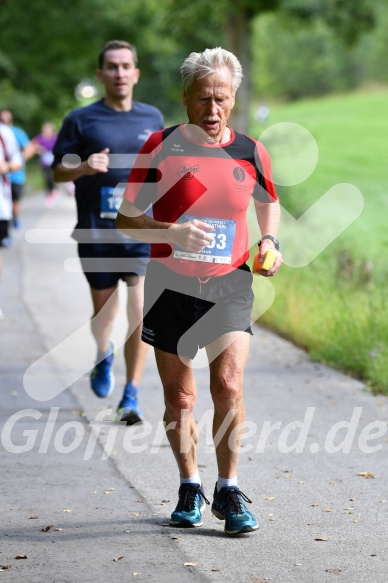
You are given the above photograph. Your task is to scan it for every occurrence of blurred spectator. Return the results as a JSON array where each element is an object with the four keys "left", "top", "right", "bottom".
[
  {"left": 0, "top": 121, "right": 23, "bottom": 315},
  {"left": 0, "top": 109, "right": 36, "bottom": 228},
  {"left": 32, "top": 122, "right": 59, "bottom": 205}
]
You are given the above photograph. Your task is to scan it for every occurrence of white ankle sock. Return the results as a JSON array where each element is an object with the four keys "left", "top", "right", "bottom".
[
  {"left": 180, "top": 471, "right": 201, "bottom": 486},
  {"left": 217, "top": 476, "right": 238, "bottom": 492}
]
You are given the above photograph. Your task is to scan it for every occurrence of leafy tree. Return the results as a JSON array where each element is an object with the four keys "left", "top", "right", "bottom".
[
  {"left": 0, "top": 0, "right": 176, "bottom": 130},
  {"left": 281, "top": 0, "right": 376, "bottom": 45},
  {"left": 252, "top": 12, "right": 358, "bottom": 101},
  {"left": 0, "top": 0, "right": 381, "bottom": 134}
]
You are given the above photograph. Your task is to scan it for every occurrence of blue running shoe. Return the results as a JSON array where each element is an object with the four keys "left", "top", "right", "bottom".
[
  {"left": 0, "top": 236, "right": 12, "bottom": 248},
  {"left": 115, "top": 384, "right": 144, "bottom": 425},
  {"left": 90, "top": 341, "right": 115, "bottom": 398},
  {"left": 170, "top": 483, "right": 210, "bottom": 528},
  {"left": 211, "top": 485, "right": 258, "bottom": 535}
]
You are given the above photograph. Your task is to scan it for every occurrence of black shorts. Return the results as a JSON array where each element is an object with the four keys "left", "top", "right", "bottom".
[
  {"left": 78, "top": 242, "right": 150, "bottom": 290},
  {"left": 0, "top": 220, "right": 9, "bottom": 245},
  {"left": 11, "top": 183, "right": 24, "bottom": 202},
  {"left": 142, "top": 260, "right": 254, "bottom": 359}
]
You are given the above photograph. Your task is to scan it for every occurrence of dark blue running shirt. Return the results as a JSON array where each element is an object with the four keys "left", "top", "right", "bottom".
[{"left": 53, "top": 99, "right": 164, "bottom": 243}]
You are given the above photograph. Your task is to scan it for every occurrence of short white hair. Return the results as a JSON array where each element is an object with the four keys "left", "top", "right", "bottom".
[{"left": 180, "top": 47, "right": 243, "bottom": 94}]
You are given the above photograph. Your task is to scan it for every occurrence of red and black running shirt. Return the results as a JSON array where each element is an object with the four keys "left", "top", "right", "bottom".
[{"left": 124, "top": 124, "right": 278, "bottom": 277}]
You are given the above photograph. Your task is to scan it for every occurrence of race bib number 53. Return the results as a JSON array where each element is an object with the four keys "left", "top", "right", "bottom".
[{"left": 173, "top": 215, "right": 236, "bottom": 264}]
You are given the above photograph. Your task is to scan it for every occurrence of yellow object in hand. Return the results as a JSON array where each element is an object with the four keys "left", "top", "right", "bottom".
[{"left": 253, "top": 249, "right": 277, "bottom": 273}]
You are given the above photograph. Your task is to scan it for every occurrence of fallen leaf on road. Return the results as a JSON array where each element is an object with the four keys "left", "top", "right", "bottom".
[
  {"left": 63, "top": 509, "right": 72, "bottom": 513},
  {"left": 133, "top": 573, "right": 141, "bottom": 576},
  {"left": 41, "top": 525, "right": 53, "bottom": 532},
  {"left": 314, "top": 537, "right": 329, "bottom": 541},
  {"left": 265, "top": 497, "right": 276, "bottom": 501},
  {"left": 184, "top": 562, "right": 197, "bottom": 566},
  {"left": 15, "top": 555, "right": 27, "bottom": 560},
  {"left": 28, "top": 516, "right": 39, "bottom": 519},
  {"left": 113, "top": 556, "right": 124, "bottom": 562},
  {"left": 325, "top": 568, "right": 342, "bottom": 573},
  {"left": 211, "top": 568, "right": 220, "bottom": 571},
  {"left": 0, "top": 565, "right": 12, "bottom": 570},
  {"left": 358, "top": 472, "right": 375, "bottom": 479},
  {"left": 324, "top": 509, "right": 333, "bottom": 513},
  {"left": 54, "top": 528, "right": 63, "bottom": 532}
]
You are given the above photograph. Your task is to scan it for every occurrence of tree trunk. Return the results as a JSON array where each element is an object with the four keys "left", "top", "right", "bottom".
[{"left": 225, "top": 8, "right": 251, "bottom": 134}]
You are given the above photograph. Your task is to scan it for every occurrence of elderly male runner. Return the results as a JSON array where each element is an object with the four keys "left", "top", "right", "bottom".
[{"left": 116, "top": 47, "right": 282, "bottom": 535}]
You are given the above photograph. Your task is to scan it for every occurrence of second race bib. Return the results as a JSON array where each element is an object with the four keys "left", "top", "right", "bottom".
[{"left": 100, "top": 185, "right": 125, "bottom": 219}]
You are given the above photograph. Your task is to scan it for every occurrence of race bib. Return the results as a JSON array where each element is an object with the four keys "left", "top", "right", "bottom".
[
  {"left": 173, "top": 215, "right": 236, "bottom": 264},
  {"left": 100, "top": 186, "right": 124, "bottom": 219}
]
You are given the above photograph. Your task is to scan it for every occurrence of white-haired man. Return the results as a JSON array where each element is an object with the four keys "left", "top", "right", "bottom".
[{"left": 116, "top": 47, "right": 282, "bottom": 535}]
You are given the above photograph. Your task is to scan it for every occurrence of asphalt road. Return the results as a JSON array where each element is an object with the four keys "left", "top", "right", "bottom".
[{"left": 1, "top": 192, "right": 387, "bottom": 582}]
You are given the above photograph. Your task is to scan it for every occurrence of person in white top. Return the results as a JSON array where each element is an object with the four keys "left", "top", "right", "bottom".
[{"left": 0, "top": 122, "right": 23, "bottom": 316}]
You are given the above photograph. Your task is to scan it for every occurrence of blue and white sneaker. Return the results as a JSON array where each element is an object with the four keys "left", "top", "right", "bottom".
[
  {"left": 170, "top": 483, "right": 210, "bottom": 528},
  {"left": 211, "top": 485, "right": 258, "bottom": 535},
  {"left": 90, "top": 341, "right": 115, "bottom": 398},
  {"left": 115, "top": 384, "right": 144, "bottom": 425}
]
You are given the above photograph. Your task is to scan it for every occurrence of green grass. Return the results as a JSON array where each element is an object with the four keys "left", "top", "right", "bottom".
[{"left": 249, "top": 87, "right": 388, "bottom": 393}]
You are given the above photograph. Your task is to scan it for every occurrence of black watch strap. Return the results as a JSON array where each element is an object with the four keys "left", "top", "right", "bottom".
[{"left": 259, "top": 235, "right": 280, "bottom": 250}]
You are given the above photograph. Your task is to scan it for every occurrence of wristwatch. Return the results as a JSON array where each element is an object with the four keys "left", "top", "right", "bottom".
[{"left": 258, "top": 235, "right": 280, "bottom": 250}]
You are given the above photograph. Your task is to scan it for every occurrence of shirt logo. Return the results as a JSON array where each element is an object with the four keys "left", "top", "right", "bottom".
[
  {"left": 233, "top": 166, "right": 246, "bottom": 182},
  {"left": 171, "top": 143, "right": 184, "bottom": 152},
  {"left": 137, "top": 129, "right": 153, "bottom": 142},
  {"left": 178, "top": 164, "right": 199, "bottom": 180}
]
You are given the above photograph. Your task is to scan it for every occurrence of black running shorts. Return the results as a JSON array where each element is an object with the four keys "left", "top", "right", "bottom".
[
  {"left": 142, "top": 260, "right": 254, "bottom": 359},
  {"left": 11, "top": 183, "right": 24, "bottom": 202},
  {"left": 78, "top": 242, "right": 149, "bottom": 290}
]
